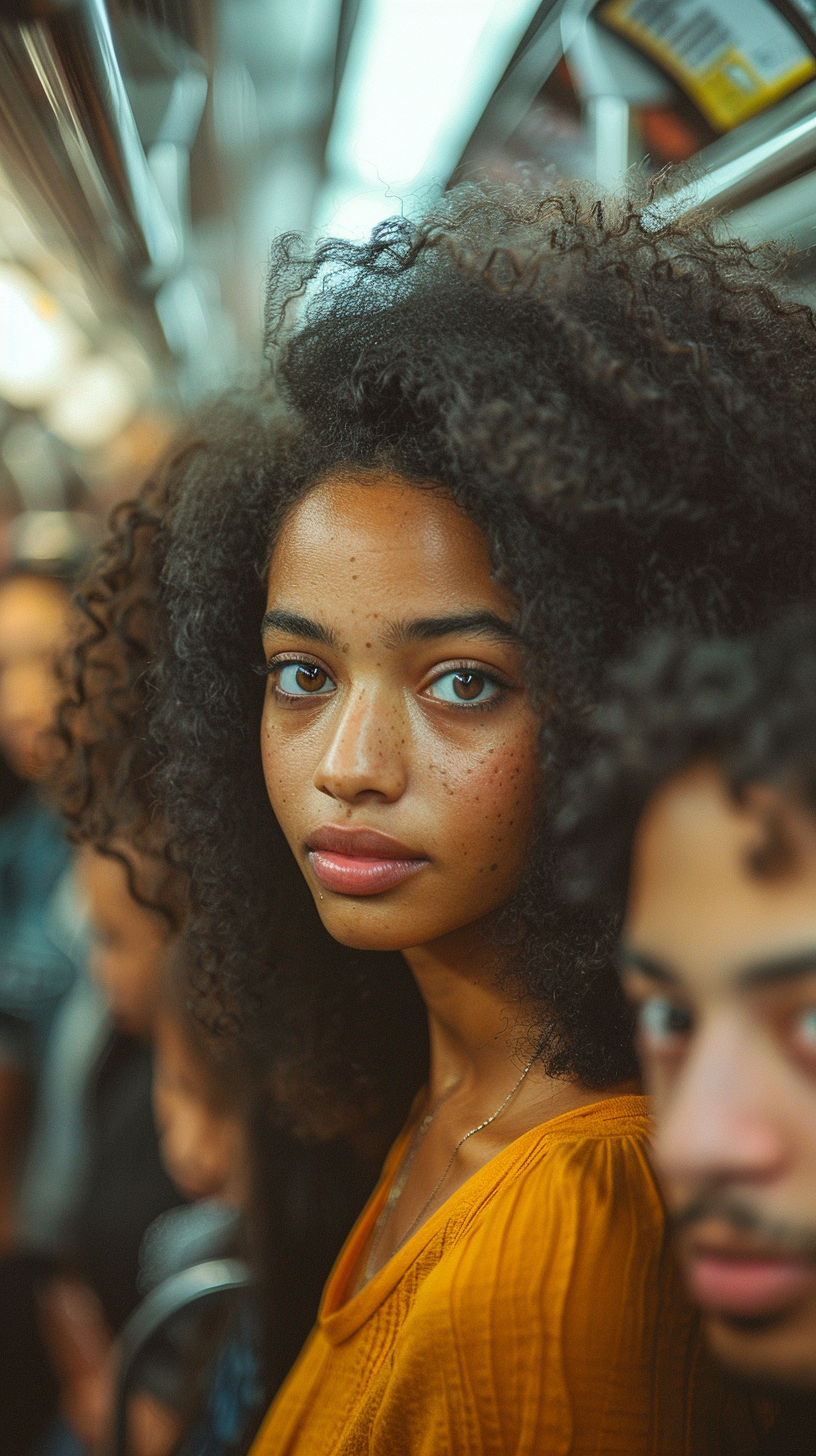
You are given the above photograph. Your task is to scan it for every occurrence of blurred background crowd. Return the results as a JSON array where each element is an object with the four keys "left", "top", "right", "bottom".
[{"left": 2, "top": 0, "right": 816, "bottom": 1452}]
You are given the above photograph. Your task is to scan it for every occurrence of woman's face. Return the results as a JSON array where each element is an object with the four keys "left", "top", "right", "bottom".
[
  {"left": 260, "top": 474, "right": 541, "bottom": 953},
  {"left": 78, "top": 846, "right": 167, "bottom": 1038},
  {"left": 153, "top": 1010, "right": 248, "bottom": 1206}
]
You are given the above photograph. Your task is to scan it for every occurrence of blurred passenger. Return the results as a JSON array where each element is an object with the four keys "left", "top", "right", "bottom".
[
  {"left": 0, "top": 568, "right": 72, "bottom": 783},
  {"left": 37, "top": 924, "right": 256, "bottom": 1456},
  {"left": 27, "top": 844, "right": 183, "bottom": 1456},
  {"left": 136, "top": 947, "right": 260, "bottom": 1456},
  {"left": 79, "top": 847, "right": 166, "bottom": 1039},
  {"left": 559, "top": 612, "right": 816, "bottom": 1441},
  {"left": 0, "top": 566, "right": 77, "bottom": 1240},
  {"left": 153, "top": 949, "right": 250, "bottom": 1209},
  {"left": 0, "top": 562, "right": 91, "bottom": 1456},
  {"left": 66, "top": 847, "right": 182, "bottom": 1329}
]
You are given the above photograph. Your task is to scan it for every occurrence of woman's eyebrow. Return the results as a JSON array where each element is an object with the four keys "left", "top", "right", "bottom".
[
  {"left": 384, "top": 612, "right": 519, "bottom": 648},
  {"left": 261, "top": 608, "right": 338, "bottom": 648}
]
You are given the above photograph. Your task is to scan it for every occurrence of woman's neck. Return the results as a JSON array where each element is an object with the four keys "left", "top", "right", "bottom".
[
  {"left": 345, "top": 920, "right": 632, "bottom": 1293},
  {"left": 402, "top": 917, "right": 550, "bottom": 1106}
]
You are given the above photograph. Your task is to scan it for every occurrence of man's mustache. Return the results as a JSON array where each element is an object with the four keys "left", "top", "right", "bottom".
[{"left": 671, "top": 1191, "right": 816, "bottom": 1262}]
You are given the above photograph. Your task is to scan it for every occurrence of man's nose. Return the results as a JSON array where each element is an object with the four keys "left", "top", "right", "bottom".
[
  {"left": 655, "top": 1020, "right": 790, "bottom": 1192},
  {"left": 313, "top": 686, "right": 408, "bottom": 805}
]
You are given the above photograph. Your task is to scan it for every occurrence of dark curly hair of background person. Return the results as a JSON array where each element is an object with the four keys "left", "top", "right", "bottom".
[
  {"left": 49, "top": 437, "right": 196, "bottom": 926},
  {"left": 143, "top": 178, "right": 816, "bottom": 1139},
  {"left": 557, "top": 609, "right": 816, "bottom": 912}
]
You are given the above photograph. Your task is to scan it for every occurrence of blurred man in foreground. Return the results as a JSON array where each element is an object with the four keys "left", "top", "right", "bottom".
[{"left": 560, "top": 612, "right": 816, "bottom": 1395}]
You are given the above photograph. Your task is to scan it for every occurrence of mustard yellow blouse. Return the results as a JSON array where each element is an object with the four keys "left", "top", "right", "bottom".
[{"left": 250, "top": 1095, "right": 764, "bottom": 1455}]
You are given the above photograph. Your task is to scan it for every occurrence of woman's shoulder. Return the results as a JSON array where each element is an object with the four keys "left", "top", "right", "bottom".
[
  {"left": 532, "top": 1088, "right": 650, "bottom": 1144},
  {"left": 459, "top": 1091, "right": 661, "bottom": 1258},
  {"left": 384, "top": 1094, "right": 723, "bottom": 1454}
]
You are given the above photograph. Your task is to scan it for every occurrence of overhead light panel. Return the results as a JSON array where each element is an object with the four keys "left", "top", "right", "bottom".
[
  {"left": 44, "top": 355, "right": 138, "bottom": 451},
  {"left": 320, "top": 0, "right": 540, "bottom": 236},
  {"left": 0, "top": 265, "right": 84, "bottom": 409}
]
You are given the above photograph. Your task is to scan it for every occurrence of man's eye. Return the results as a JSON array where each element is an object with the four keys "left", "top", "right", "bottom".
[
  {"left": 792, "top": 1007, "right": 816, "bottom": 1052},
  {"left": 425, "top": 670, "right": 499, "bottom": 705},
  {"left": 276, "top": 662, "right": 335, "bottom": 696},
  {"left": 637, "top": 997, "right": 693, "bottom": 1050}
]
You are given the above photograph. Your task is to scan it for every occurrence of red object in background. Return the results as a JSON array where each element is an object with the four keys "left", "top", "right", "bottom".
[{"left": 638, "top": 106, "right": 710, "bottom": 164}]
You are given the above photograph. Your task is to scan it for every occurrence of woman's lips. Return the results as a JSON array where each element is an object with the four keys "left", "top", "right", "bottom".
[
  {"left": 306, "top": 825, "right": 428, "bottom": 897},
  {"left": 686, "top": 1248, "right": 816, "bottom": 1318},
  {"left": 309, "top": 850, "right": 426, "bottom": 895}
]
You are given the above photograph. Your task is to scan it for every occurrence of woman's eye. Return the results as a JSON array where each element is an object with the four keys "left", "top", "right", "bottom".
[
  {"left": 425, "top": 669, "right": 499, "bottom": 705},
  {"left": 637, "top": 997, "right": 693, "bottom": 1052},
  {"left": 276, "top": 662, "right": 335, "bottom": 696}
]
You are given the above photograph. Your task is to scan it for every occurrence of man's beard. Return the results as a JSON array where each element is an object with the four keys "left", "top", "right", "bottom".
[
  {"left": 672, "top": 1190, "right": 816, "bottom": 1333},
  {"left": 672, "top": 1191, "right": 816, "bottom": 1259}
]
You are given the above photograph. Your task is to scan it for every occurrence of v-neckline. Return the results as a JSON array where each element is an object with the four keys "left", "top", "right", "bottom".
[{"left": 319, "top": 1093, "right": 647, "bottom": 1346}]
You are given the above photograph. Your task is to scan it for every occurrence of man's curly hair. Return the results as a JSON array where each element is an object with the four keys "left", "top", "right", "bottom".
[
  {"left": 134, "top": 179, "right": 816, "bottom": 1137},
  {"left": 557, "top": 610, "right": 816, "bottom": 909}
]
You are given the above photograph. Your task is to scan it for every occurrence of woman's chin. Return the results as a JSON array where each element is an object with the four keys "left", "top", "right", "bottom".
[
  {"left": 309, "top": 893, "right": 495, "bottom": 957},
  {"left": 318, "top": 916, "right": 420, "bottom": 954},
  {"left": 309, "top": 894, "right": 438, "bottom": 954}
]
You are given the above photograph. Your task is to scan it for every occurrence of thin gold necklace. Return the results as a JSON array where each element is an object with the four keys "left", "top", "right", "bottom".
[{"left": 365, "top": 1057, "right": 535, "bottom": 1280}]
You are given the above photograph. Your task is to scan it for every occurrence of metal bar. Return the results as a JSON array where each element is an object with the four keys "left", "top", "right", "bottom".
[
  {"left": 651, "top": 79, "right": 816, "bottom": 222},
  {"left": 111, "top": 1257, "right": 251, "bottom": 1456},
  {"left": 453, "top": 0, "right": 567, "bottom": 180},
  {"left": 726, "top": 166, "right": 816, "bottom": 251},
  {"left": 60, "top": 0, "right": 181, "bottom": 270},
  {"left": 0, "top": 0, "right": 188, "bottom": 291}
]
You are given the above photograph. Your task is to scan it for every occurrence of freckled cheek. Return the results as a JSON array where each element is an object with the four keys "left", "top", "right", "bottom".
[
  {"left": 260, "top": 718, "right": 314, "bottom": 821},
  {"left": 426, "top": 729, "right": 539, "bottom": 872}
]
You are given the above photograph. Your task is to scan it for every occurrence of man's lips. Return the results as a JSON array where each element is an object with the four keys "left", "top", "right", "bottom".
[
  {"left": 305, "top": 825, "right": 429, "bottom": 897},
  {"left": 685, "top": 1242, "right": 816, "bottom": 1319}
]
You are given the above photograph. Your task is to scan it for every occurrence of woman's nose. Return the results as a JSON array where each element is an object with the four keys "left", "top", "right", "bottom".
[{"left": 313, "top": 688, "right": 407, "bottom": 804}]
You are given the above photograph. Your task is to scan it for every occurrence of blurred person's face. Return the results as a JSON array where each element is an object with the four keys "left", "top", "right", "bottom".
[
  {"left": 78, "top": 846, "right": 168, "bottom": 1038},
  {"left": 0, "top": 573, "right": 72, "bottom": 780},
  {"left": 152, "top": 1009, "right": 248, "bottom": 1206},
  {"left": 622, "top": 761, "right": 816, "bottom": 1387}
]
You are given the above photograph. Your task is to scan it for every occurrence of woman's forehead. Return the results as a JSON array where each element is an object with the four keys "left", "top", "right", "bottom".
[{"left": 268, "top": 472, "right": 509, "bottom": 614}]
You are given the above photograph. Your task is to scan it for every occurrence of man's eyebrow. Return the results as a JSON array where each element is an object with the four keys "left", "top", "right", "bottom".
[
  {"left": 738, "top": 948, "right": 816, "bottom": 990},
  {"left": 618, "top": 946, "right": 679, "bottom": 986},
  {"left": 261, "top": 609, "right": 338, "bottom": 649},
  {"left": 383, "top": 612, "right": 519, "bottom": 648}
]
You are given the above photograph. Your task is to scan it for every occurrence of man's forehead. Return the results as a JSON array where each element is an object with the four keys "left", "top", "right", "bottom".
[
  {"left": 625, "top": 763, "right": 816, "bottom": 989},
  {"left": 631, "top": 764, "right": 816, "bottom": 900},
  {"left": 627, "top": 763, "right": 759, "bottom": 922}
]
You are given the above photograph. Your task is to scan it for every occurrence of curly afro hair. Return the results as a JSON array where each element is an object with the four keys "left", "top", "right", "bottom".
[
  {"left": 48, "top": 437, "right": 198, "bottom": 927},
  {"left": 142, "top": 178, "right": 816, "bottom": 1138},
  {"left": 559, "top": 610, "right": 816, "bottom": 910}
]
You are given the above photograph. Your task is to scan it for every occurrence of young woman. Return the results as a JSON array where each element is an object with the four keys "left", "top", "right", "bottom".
[{"left": 147, "top": 183, "right": 816, "bottom": 1451}]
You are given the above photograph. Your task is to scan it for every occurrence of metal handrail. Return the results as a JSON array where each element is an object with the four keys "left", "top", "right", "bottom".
[
  {"left": 0, "top": 0, "right": 204, "bottom": 293},
  {"left": 111, "top": 1256, "right": 252, "bottom": 1456},
  {"left": 660, "top": 116, "right": 816, "bottom": 222},
  {"left": 71, "top": 0, "right": 181, "bottom": 272}
]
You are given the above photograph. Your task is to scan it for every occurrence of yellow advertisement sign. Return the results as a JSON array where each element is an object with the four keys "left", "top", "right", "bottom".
[{"left": 602, "top": 0, "right": 816, "bottom": 130}]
